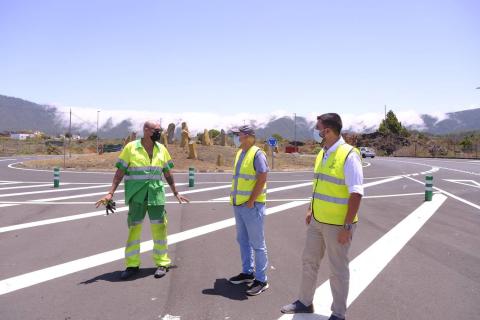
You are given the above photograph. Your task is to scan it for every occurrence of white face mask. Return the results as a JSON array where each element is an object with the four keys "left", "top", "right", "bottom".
[
  {"left": 233, "top": 135, "right": 241, "bottom": 147},
  {"left": 313, "top": 129, "right": 323, "bottom": 143}
]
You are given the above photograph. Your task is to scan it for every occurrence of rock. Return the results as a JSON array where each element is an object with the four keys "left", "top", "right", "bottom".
[
  {"left": 188, "top": 141, "right": 198, "bottom": 159},
  {"left": 180, "top": 122, "right": 190, "bottom": 148},
  {"left": 220, "top": 129, "right": 226, "bottom": 146},
  {"left": 167, "top": 123, "right": 176, "bottom": 144},
  {"left": 217, "top": 154, "right": 224, "bottom": 166},
  {"left": 161, "top": 131, "right": 168, "bottom": 145},
  {"left": 202, "top": 129, "right": 212, "bottom": 146}
]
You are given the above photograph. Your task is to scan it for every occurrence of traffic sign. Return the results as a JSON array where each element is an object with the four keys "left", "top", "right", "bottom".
[{"left": 268, "top": 137, "right": 277, "bottom": 147}]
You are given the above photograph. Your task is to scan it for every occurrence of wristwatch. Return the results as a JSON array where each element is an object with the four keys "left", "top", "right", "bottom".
[{"left": 343, "top": 223, "right": 353, "bottom": 231}]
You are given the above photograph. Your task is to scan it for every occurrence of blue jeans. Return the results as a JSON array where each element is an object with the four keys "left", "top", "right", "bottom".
[{"left": 233, "top": 202, "right": 268, "bottom": 283}]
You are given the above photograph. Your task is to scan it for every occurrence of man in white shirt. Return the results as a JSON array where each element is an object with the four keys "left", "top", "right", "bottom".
[{"left": 281, "top": 113, "right": 364, "bottom": 320}]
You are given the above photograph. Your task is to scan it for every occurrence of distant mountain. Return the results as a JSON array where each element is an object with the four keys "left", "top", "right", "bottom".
[
  {"left": 1, "top": 94, "right": 479, "bottom": 139},
  {"left": 0, "top": 94, "right": 133, "bottom": 138},
  {"left": 0, "top": 95, "right": 65, "bottom": 135},
  {"left": 420, "top": 108, "right": 480, "bottom": 134}
]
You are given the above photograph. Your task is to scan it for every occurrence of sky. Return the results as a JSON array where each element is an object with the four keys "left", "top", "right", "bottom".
[{"left": 1, "top": 0, "right": 479, "bottom": 132}]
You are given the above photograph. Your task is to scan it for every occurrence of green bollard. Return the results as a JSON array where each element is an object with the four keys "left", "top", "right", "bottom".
[
  {"left": 53, "top": 167, "right": 60, "bottom": 188},
  {"left": 425, "top": 175, "right": 433, "bottom": 201},
  {"left": 189, "top": 167, "right": 195, "bottom": 187}
]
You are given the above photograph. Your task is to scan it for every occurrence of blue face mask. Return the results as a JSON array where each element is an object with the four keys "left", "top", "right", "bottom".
[
  {"left": 233, "top": 135, "right": 241, "bottom": 147},
  {"left": 313, "top": 129, "right": 324, "bottom": 143}
]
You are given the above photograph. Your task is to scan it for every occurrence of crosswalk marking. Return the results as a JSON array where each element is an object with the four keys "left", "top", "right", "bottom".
[{"left": 278, "top": 194, "right": 447, "bottom": 319}]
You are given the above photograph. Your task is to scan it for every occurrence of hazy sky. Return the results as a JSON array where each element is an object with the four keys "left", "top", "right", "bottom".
[{"left": 1, "top": 0, "right": 479, "bottom": 120}]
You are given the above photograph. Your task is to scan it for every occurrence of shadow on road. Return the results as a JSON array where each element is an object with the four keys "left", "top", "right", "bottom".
[
  {"left": 79, "top": 267, "right": 157, "bottom": 284},
  {"left": 201, "top": 278, "right": 249, "bottom": 301}
]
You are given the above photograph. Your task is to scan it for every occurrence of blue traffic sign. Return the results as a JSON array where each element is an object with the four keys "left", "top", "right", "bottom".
[{"left": 268, "top": 137, "right": 278, "bottom": 147}]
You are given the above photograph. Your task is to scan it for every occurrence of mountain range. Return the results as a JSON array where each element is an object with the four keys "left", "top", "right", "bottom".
[{"left": 1, "top": 94, "right": 479, "bottom": 140}]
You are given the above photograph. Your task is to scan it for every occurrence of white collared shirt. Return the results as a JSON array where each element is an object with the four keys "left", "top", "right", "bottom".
[{"left": 322, "top": 136, "right": 364, "bottom": 195}]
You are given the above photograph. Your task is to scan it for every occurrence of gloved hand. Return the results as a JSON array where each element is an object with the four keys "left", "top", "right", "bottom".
[{"left": 105, "top": 199, "right": 116, "bottom": 215}]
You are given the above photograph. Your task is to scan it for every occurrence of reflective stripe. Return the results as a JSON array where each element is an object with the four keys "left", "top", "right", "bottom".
[
  {"left": 125, "top": 174, "right": 163, "bottom": 181},
  {"left": 153, "top": 249, "right": 168, "bottom": 255},
  {"left": 126, "top": 240, "right": 141, "bottom": 247},
  {"left": 163, "top": 160, "right": 174, "bottom": 170},
  {"left": 128, "top": 166, "right": 162, "bottom": 172},
  {"left": 116, "top": 158, "right": 128, "bottom": 169},
  {"left": 150, "top": 219, "right": 165, "bottom": 225},
  {"left": 130, "top": 220, "right": 144, "bottom": 226},
  {"left": 125, "top": 249, "right": 140, "bottom": 258},
  {"left": 314, "top": 173, "right": 345, "bottom": 185},
  {"left": 233, "top": 173, "right": 257, "bottom": 180},
  {"left": 231, "top": 188, "right": 267, "bottom": 197},
  {"left": 153, "top": 239, "right": 168, "bottom": 246},
  {"left": 313, "top": 193, "right": 349, "bottom": 205}
]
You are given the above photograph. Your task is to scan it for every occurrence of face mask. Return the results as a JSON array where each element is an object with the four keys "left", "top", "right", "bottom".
[
  {"left": 150, "top": 129, "right": 161, "bottom": 142},
  {"left": 313, "top": 129, "right": 324, "bottom": 143},
  {"left": 233, "top": 135, "right": 241, "bottom": 147}
]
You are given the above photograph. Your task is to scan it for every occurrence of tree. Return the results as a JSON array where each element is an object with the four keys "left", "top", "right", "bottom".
[
  {"left": 378, "top": 110, "right": 411, "bottom": 136},
  {"left": 208, "top": 129, "right": 220, "bottom": 139},
  {"left": 460, "top": 135, "right": 474, "bottom": 152}
]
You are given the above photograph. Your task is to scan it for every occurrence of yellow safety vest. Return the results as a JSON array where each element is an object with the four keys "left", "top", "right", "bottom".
[
  {"left": 311, "top": 143, "right": 359, "bottom": 225},
  {"left": 230, "top": 145, "right": 267, "bottom": 206}
]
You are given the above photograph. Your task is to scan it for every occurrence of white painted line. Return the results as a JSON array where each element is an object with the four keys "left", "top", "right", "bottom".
[
  {"left": 443, "top": 179, "right": 480, "bottom": 189},
  {"left": 0, "top": 183, "right": 71, "bottom": 191},
  {"left": 279, "top": 194, "right": 448, "bottom": 319},
  {"left": 362, "top": 175, "right": 403, "bottom": 188},
  {"left": 0, "top": 201, "right": 308, "bottom": 295},
  {"left": 0, "top": 184, "right": 232, "bottom": 233},
  {"left": 212, "top": 182, "right": 312, "bottom": 201},
  {"left": 0, "top": 182, "right": 22, "bottom": 186},
  {"left": 404, "top": 176, "right": 480, "bottom": 211},
  {"left": 0, "top": 158, "right": 16, "bottom": 162},
  {"left": 0, "top": 192, "right": 438, "bottom": 205},
  {"left": 0, "top": 204, "right": 17, "bottom": 208},
  {"left": 0, "top": 184, "right": 112, "bottom": 198},
  {"left": 385, "top": 159, "right": 480, "bottom": 176},
  {"left": 7, "top": 162, "right": 116, "bottom": 175}
]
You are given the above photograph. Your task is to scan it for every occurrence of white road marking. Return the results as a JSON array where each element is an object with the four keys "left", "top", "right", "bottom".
[
  {"left": 212, "top": 182, "right": 312, "bottom": 201},
  {"left": 0, "top": 184, "right": 232, "bottom": 233},
  {"left": 279, "top": 194, "right": 448, "bottom": 319},
  {"left": 0, "top": 183, "right": 71, "bottom": 191},
  {"left": 443, "top": 179, "right": 480, "bottom": 189},
  {"left": 0, "top": 159, "right": 16, "bottom": 162},
  {"left": 0, "top": 201, "right": 308, "bottom": 295},
  {"left": 0, "top": 192, "right": 437, "bottom": 205},
  {"left": 0, "top": 184, "right": 112, "bottom": 198},
  {"left": 404, "top": 176, "right": 480, "bottom": 211},
  {"left": 385, "top": 159, "right": 480, "bottom": 176}
]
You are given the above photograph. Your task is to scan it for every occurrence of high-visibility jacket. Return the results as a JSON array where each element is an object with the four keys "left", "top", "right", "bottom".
[
  {"left": 116, "top": 139, "right": 174, "bottom": 205},
  {"left": 311, "top": 143, "right": 359, "bottom": 225},
  {"left": 230, "top": 145, "right": 267, "bottom": 206}
]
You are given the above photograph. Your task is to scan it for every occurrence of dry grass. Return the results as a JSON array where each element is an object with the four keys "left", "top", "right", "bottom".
[{"left": 21, "top": 144, "right": 315, "bottom": 172}]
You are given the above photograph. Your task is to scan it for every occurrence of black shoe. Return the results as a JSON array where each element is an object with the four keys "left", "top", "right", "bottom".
[
  {"left": 328, "top": 316, "right": 345, "bottom": 320},
  {"left": 154, "top": 266, "right": 169, "bottom": 278},
  {"left": 120, "top": 267, "right": 139, "bottom": 280},
  {"left": 280, "top": 300, "right": 314, "bottom": 314},
  {"left": 246, "top": 280, "right": 269, "bottom": 296},
  {"left": 228, "top": 273, "right": 254, "bottom": 284}
]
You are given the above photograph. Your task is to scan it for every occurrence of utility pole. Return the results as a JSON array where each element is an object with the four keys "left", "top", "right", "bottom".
[
  {"left": 293, "top": 113, "right": 297, "bottom": 151},
  {"left": 384, "top": 105, "right": 387, "bottom": 122},
  {"left": 96, "top": 110, "right": 100, "bottom": 154},
  {"left": 69, "top": 108, "right": 72, "bottom": 158}
]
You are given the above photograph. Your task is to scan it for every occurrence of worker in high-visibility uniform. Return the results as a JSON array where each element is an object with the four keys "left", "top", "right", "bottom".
[
  {"left": 227, "top": 125, "right": 270, "bottom": 296},
  {"left": 96, "top": 120, "right": 189, "bottom": 280},
  {"left": 281, "top": 113, "right": 363, "bottom": 320}
]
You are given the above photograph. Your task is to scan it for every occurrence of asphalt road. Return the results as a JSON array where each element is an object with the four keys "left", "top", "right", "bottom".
[{"left": 0, "top": 156, "right": 479, "bottom": 320}]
